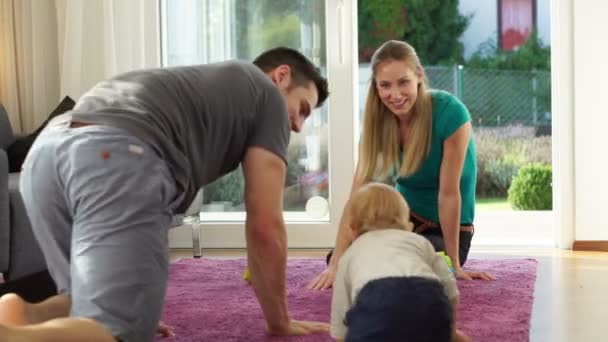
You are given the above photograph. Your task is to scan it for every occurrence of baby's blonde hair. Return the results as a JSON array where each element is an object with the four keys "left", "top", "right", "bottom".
[{"left": 349, "top": 182, "right": 413, "bottom": 235}]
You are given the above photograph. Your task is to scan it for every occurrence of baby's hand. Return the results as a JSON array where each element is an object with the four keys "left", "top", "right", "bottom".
[
  {"left": 453, "top": 329, "right": 471, "bottom": 342},
  {"left": 157, "top": 320, "right": 175, "bottom": 338}
]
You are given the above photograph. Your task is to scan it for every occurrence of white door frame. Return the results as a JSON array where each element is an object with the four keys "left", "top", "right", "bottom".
[
  {"left": 466, "top": 0, "right": 573, "bottom": 250},
  {"left": 551, "top": 0, "right": 574, "bottom": 249}
]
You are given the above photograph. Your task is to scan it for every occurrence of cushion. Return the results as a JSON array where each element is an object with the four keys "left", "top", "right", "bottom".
[
  {"left": 7, "top": 96, "right": 75, "bottom": 172},
  {"left": 0, "top": 103, "right": 15, "bottom": 150},
  {"left": 8, "top": 173, "right": 19, "bottom": 195}
]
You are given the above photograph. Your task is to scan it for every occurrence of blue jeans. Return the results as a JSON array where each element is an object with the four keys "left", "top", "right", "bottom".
[{"left": 345, "top": 277, "right": 453, "bottom": 342}]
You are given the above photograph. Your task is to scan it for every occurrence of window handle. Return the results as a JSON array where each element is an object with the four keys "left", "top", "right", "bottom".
[{"left": 337, "top": 0, "right": 344, "bottom": 64}]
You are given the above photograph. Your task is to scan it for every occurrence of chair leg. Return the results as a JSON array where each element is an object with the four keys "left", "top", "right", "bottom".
[
  {"left": 184, "top": 214, "right": 202, "bottom": 258},
  {"left": 191, "top": 220, "right": 202, "bottom": 258}
]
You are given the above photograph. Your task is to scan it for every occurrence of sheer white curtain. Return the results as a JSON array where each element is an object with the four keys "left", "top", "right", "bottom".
[
  {"left": 0, "top": 0, "right": 60, "bottom": 134},
  {"left": 0, "top": 0, "right": 160, "bottom": 133},
  {"left": 56, "top": 0, "right": 160, "bottom": 100}
]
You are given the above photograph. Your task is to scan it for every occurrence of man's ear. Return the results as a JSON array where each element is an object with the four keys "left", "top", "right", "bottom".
[{"left": 270, "top": 65, "right": 292, "bottom": 90}]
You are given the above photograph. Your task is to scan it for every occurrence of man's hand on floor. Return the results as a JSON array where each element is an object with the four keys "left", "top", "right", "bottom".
[
  {"left": 156, "top": 320, "right": 175, "bottom": 338},
  {"left": 266, "top": 319, "right": 330, "bottom": 336}
]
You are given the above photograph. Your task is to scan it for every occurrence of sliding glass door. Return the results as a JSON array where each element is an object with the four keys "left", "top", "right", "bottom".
[{"left": 162, "top": 0, "right": 358, "bottom": 248}]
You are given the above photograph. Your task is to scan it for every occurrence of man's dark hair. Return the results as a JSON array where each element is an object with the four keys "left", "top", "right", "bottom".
[{"left": 253, "top": 47, "right": 329, "bottom": 108}]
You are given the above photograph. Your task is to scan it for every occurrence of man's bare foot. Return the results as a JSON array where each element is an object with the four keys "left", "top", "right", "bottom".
[{"left": 0, "top": 294, "right": 31, "bottom": 326}]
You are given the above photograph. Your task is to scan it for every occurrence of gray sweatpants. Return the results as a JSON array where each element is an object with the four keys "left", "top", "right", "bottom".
[{"left": 20, "top": 117, "right": 181, "bottom": 341}]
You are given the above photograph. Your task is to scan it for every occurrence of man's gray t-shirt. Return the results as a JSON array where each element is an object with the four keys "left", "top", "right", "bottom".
[{"left": 70, "top": 61, "right": 290, "bottom": 212}]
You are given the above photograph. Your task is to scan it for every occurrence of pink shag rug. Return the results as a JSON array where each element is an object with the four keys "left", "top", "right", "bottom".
[{"left": 157, "top": 258, "right": 537, "bottom": 342}]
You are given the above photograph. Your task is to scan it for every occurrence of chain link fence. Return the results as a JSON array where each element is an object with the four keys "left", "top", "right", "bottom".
[
  {"left": 426, "top": 65, "right": 551, "bottom": 128},
  {"left": 359, "top": 64, "right": 552, "bottom": 129},
  {"left": 425, "top": 66, "right": 553, "bottom": 200}
]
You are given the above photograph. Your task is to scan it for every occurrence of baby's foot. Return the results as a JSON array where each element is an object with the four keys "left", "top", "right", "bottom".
[
  {"left": 0, "top": 324, "right": 29, "bottom": 342},
  {"left": 0, "top": 294, "right": 31, "bottom": 326},
  {"left": 453, "top": 329, "right": 472, "bottom": 342},
  {"left": 157, "top": 320, "right": 175, "bottom": 337}
]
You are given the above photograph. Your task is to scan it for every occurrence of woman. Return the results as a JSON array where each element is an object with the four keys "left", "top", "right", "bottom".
[{"left": 309, "top": 40, "right": 494, "bottom": 290}]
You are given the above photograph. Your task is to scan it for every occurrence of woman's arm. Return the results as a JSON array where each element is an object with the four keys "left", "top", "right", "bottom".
[
  {"left": 438, "top": 122, "right": 470, "bottom": 276},
  {"left": 307, "top": 167, "right": 365, "bottom": 290},
  {"left": 439, "top": 122, "right": 494, "bottom": 281},
  {"left": 329, "top": 169, "right": 366, "bottom": 269}
]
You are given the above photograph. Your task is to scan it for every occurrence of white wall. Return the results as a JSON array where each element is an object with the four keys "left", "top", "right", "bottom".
[
  {"left": 463, "top": 0, "right": 608, "bottom": 246},
  {"left": 459, "top": 0, "right": 551, "bottom": 60},
  {"left": 573, "top": 0, "right": 608, "bottom": 240},
  {"left": 537, "top": 0, "right": 551, "bottom": 44},
  {"left": 459, "top": 0, "right": 497, "bottom": 59}
]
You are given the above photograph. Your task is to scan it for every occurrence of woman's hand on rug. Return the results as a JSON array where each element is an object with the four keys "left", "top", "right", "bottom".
[
  {"left": 453, "top": 329, "right": 472, "bottom": 342},
  {"left": 156, "top": 320, "right": 175, "bottom": 338},
  {"left": 266, "top": 319, "right": 330, "bottom": 336},
  {"left": 454, "top": 267, "right": 496, "bottom": 280},
  {"left": 307, "top": 265, "right": 336, "bottom": 290}
]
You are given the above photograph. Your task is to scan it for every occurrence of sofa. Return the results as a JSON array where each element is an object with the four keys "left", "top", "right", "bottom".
[
  {"left": 0, "top": 103, "right": 46, "bottom": 281},
  {"left": 1, "top": 98, "right": 205, "bottom": 284}
]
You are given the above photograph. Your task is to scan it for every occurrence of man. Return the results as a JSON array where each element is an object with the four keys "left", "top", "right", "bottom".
[{"left": 0, "top": 47, "right": 329, "bottom": 341}]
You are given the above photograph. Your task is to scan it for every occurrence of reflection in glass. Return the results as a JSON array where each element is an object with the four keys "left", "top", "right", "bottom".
[{"left": 162, "top": 0, "right": 328, "bottom": 215}]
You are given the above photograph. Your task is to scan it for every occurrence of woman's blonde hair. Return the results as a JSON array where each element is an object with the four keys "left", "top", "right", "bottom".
[
  {"left": 357, "top": 40, "right": 433, "bottom": 182},
  {"left": 349, "top": 183, "right": 413, "bottom": 235}
]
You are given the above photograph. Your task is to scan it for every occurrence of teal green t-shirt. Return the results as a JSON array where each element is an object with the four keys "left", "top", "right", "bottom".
[{"left": 395, "top": 90, "right": 477, "bottom": 224}]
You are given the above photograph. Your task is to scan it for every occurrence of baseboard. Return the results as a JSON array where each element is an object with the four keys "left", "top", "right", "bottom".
[{"left": 572, "top": 240, "right": 608, "bottom": 252}]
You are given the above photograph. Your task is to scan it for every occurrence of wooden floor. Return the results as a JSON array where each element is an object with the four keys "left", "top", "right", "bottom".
[{"left": 170, "top": 248, "right": 608, "bottom": 342}]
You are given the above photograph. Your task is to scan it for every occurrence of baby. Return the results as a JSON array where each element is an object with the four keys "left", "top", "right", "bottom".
[{"left": 330, "top": 183, "right": 470, "bottom": 342}]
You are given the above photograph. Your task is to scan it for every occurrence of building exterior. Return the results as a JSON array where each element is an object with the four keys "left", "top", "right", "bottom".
[{"left": 459, "top": 0, "right": 550, "bottom": 59}]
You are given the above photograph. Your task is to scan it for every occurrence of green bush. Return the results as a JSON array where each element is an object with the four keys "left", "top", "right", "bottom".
[
  {"left": 508, "top": 163, "right": 552, "bottom": 210},
  {"left": 466, "top": 31, "right": 550, "bottom": 71},
  {"left": 285, "top": 144, "right": 306, "bottom": 187},
  {"left": 481, "top": 158, "right": 519, "bottom": 197},
  {"left": 474, "top": 127, "right": 551, "bottom": 198},
  {"left": 358, "top": 0, "right": 470, "bottom": 64},
  {"left": 203, "top": 143, "right": 309, "bottom": 208},
  {"left": 203, "top": 168, "right": 245, "bottom": 206}
]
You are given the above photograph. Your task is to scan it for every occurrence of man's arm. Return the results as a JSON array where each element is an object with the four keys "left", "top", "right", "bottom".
[
  {"left": 439, "top": 123, "right": 494, "bottom": 281},
  {"left": 242, "top": 147, "right": 330, "bottom": 336},
  {"left": 242, "top": 147, "right": 290, "bottom": 332}
]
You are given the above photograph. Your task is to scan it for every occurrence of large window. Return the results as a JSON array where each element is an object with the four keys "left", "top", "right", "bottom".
[
  {"left": 163, "top": 0, "right": 359, "bottom": 250},
  {"left": 161, "top": 0, "right": 562, "bottom": 249},
  {"left": 356, "top": 0, "right": 552, "bottom": 246},
  {"left": 162, "top": 0, "right": 330, "bottom": 220}
]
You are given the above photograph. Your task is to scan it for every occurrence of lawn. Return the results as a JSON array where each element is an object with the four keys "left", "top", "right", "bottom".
[{"left": 475, "top": 197, "right": 512, "bottom": 210}]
